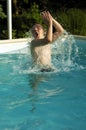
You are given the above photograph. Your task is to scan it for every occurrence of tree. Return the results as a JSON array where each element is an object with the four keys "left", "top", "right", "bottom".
[
  {"left": 12, "top": 0, "right": 19, "bottom": 15},
  {"left": 0, "top": 4, "right": 6, "bottom": 19}
]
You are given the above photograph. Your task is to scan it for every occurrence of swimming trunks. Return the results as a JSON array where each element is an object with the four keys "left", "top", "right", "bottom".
[{"left": 40, "top": 67, "right": 55, "bottom": 72}]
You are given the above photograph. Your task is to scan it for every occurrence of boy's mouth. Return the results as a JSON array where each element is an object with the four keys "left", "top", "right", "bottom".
[{"left": 35, "top": 32, "right": 38, "bottom": 37}]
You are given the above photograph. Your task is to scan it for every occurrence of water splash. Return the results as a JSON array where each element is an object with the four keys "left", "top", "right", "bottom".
[
  {"left": 52, "top": 31, "right": 79, "bottom": 72},
  {"left": 11, "top": 31, "right": 83, "bottom": 74},
  {"left": 26, "top": 31, "right": 79, "bottom": 73}
]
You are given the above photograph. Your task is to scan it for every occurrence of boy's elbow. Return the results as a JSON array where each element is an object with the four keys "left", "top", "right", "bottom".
[
  {"left": 57, "top": 29, "right": 64, "bottom": 36},
  {"left": 60, "top": 28, "right": 64, "bottom": 34},
  {"left": 45, "top": 37, "right": 53, "bottom": 43},
  {"left": 47, "top": 38, "right": 53, "bottom": 43}
]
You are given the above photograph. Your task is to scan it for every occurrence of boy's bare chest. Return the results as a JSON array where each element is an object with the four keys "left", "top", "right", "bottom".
[
  {"left": 33, "top": 45, "right": 50, "bottom": 54},
  {"left": 31, "top": 39, "right": 51, "bottom": 56}
]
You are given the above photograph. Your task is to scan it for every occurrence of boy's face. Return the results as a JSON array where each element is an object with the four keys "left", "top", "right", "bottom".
[{"left": 31, "top": 24, "right": 44, "bottom": 39}]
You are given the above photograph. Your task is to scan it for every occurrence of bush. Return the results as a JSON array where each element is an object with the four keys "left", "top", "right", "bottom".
[
  {"left": 56, "top": 8, "right": 86, "bottom": 35},
  {"left": 1, "top": 7, "right": 86, "bottom": 39},
  {"left": 12, "top": 2, "right": 42, "bottom": 38},
  {"left": 0, "top": 4, "right": 6, "bottom": 19}
]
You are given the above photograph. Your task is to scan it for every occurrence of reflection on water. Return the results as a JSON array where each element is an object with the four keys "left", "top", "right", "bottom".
[
  {"left": 28, "top": 73, "right": 64, "bottom": 113},
  {"left": 28, "top": 73, "right": 50, "bottom": 113}
]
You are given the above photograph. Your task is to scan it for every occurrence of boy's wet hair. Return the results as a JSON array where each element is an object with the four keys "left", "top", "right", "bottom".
[{"left": 31, "top": 24, "right": 44, "bottom": 32}]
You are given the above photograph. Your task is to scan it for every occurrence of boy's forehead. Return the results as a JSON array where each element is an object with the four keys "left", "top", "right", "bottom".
[{"left": 32, "top": 24, "right": 43, "bottom": 29}]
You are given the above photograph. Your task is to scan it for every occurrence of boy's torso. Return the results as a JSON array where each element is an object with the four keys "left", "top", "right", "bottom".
[{"left": 30, "top": 39, "right": 51, "bottom": 66}]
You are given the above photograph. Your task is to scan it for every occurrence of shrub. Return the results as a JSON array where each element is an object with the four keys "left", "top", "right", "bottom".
[
  {"left": 0, "top": 4, "right": 6, "bottom": 19},
  {"left": 56, "top": 8, "right": 86, "bottom": 35},
  {"left": 12, "top": 2, "right": 42, "bottom": 38}
]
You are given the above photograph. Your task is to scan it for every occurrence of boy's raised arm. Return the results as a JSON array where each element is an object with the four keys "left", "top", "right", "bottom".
[
  {"left": 52, "top": 16, "right": 64, "bottom": 41},
  {"left": 41, "top": 11, "right": 64, "bottom": 42},
  {"left": 41, "top": 11, "right": 53, "bottom": 42}
]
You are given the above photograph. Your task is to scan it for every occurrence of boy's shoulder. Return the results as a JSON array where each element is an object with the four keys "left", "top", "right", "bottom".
[
  {"left": 31, "top": 39, "right": 35, "bottom": 43},
  {"left": 31, "top": 39, "right": 36, "bottom": 46},
  {"left": 31, "top": 38, "right": 50, "bottom": 47}
]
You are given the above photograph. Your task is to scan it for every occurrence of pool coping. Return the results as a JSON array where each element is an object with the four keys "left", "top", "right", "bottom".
[
  {"left": 0, "top": 38, "right": 31, "bottom": 44},
  {"left": 74, "top": 35, "right": 86, "bottom": 40},
  {"left": 0, "top": 35, "right": 86, "bottom": 44}
]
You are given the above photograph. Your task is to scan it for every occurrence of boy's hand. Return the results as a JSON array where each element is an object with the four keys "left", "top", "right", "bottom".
[{"left": 41, "top": 11, "right": 53, "bottom": 25}]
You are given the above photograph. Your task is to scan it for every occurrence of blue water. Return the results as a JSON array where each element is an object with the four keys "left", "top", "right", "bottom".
[{"left": 0, "top": 37, "right": 86, "bottom": 130}]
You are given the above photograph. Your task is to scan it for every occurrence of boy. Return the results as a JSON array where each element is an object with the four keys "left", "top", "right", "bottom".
[{"left": 30, "top": 11, "right": 64, "bottom": 71}]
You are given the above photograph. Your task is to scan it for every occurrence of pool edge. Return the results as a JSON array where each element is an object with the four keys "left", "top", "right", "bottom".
[
  {"left": 0, "top": 38, "right": 30, "bottom": 44},
  {"left": 74, "top": 35, "right": 86, "bottom": 40},
  {"left": 0, "top": 35, "right": 86, "bottom": 45}
]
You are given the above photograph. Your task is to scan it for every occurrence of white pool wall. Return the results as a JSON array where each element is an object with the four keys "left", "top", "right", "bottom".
[{"left": 0, "top": 38, "right": 31, "bottom": 54}]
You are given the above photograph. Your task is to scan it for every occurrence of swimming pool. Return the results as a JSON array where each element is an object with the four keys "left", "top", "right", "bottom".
[{"left": 0, "top": 36, "right": 86, "bottom": 130}]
